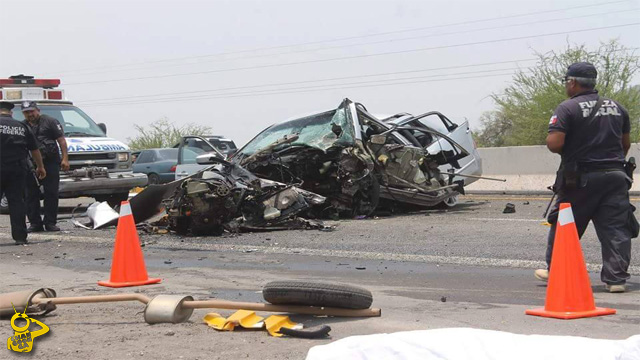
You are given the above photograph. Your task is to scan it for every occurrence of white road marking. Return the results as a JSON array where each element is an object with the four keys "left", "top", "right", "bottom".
[
  {"left": 8, "top": 233, "right": 639, "bottom": 275},
  {"left": 470, "top": 218, "right": 543, "bottom": 222}
]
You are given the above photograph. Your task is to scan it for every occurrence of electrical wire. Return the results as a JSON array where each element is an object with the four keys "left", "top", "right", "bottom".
[
  {"left": 80, "top": 72, "right": 517, "bottom": 107},
  {"left": 81, "top": 67, "right": 524, "bottom": 106},
  {"left": 79, "top": 58, "right": 538, "bottom": 103},
  {"left": 76, "top": 45, "right": 639, "bottom": 104},
  {"left": 47, "top": 0, "right": 632, "bottom": 76},
  {"left": 56, "top": 7, "right": 637, "bottom": 77},
  {"left": 66, "top": 22, "right": 640, "bottom": 86}
]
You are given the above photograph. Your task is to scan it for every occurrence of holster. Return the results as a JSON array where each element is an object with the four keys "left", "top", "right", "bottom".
[{"left": 553, "top": 161, "right": 581, "bottom": 192}]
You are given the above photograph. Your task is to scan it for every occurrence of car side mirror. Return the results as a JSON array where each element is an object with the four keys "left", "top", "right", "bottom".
[
  {"left": 97, "top": 123, "right": 107, "bottom": 135},
  {"left": 196, "top": 153, "right": 229, "bottom": 166}
]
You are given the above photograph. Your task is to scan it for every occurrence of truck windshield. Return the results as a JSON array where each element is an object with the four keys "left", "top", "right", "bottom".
[{"left": 11, "top": 104, "right": 106, "bottom": 137}]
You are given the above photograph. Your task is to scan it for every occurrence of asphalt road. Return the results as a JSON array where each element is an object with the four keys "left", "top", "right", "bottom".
[{"left": 1, "top": 195, "right": 639, "bottom": 359}]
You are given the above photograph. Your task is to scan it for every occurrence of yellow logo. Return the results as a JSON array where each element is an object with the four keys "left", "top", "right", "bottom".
[{"left": 6, "top": 304, "right": 49, "bottom": 353}]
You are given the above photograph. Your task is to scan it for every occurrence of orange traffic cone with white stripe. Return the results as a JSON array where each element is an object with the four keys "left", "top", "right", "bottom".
[
  {"left": 98, "top": 201, "right": 161, "bottom": 288},
  {"left": 526, "top": 203, "right": 615, "bottom": 319}
]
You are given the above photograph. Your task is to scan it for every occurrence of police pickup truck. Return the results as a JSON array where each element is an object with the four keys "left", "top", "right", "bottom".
[{"left": 0, "top": 75, "right": 147, "bottom": 210}]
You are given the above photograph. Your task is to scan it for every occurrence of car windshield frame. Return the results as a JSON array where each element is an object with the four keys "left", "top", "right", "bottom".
[
  {"left": 10, "top": 104, "right": 106, "bottom": 137},
  {"left": 237, "top": 106, "right": 356, "bottom": 157}
]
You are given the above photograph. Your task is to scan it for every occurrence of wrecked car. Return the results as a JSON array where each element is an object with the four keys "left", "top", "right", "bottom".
[
  {"left": 228, "top": 99, "right": 471, "bottom": 217},
  {"left": 162, "top": 156, "right": 327, "bottom": 235},
  {"left": 381, "top": 111, "right": 483, "bottom": 207}
]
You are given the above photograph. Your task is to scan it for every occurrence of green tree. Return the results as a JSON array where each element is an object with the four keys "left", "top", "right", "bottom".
[
  {"left": 477, "top": 41, "right": 640, "bottom": 146},
  {"left": 127, "top": 117, "right": 212, "bottom": 150},
  {"left": 473, "top": 110, "right": 512, "bottom": 147}
]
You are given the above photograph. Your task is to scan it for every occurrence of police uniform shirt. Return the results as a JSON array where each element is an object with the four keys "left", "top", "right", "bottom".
[
  {"left": 1, "top": 114, "right": 38, "bottom": 164},
  {"left": 25, "top": 114, "right": 64, "bottom": 162},
  {"left": 548, "top": 89, "right": 630, "bottom": 167}
]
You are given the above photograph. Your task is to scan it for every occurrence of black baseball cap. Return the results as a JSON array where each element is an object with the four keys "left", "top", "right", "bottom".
[
  {"left": 0, "top": 101, "right": 15, "bottom": 110},
  {"left": 21, "top": 100, "right": 39, "bottom": 111},
  {"left": 566, "top": 62, "right": 598, "bottom": 79}
]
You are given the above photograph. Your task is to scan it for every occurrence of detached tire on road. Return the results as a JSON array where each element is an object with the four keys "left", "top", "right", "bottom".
[{"left": 263, "top": 281, "right": 373, "bottom": 309}]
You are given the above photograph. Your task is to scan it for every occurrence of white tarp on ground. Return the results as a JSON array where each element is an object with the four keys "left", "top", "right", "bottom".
[{"left": 306, "top": 328, "right": 640, "bottom": 360}]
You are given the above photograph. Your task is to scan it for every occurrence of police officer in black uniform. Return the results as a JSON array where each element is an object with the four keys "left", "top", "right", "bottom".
[
  {"left": 22, "top": 101, "right": 69, "bottom": 232},
  {"left": 0, "top": 101, "right": 46, "bottom": 244},
  {"left": 534, "top": 62, "right": 633, "bottom": 293}
]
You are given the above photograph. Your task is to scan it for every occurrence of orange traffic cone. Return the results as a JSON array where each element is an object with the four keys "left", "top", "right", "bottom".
[
  {"left": 526, "top": 203, "right": 615, "bottom": 319},
  {"left": 98, "top": 201, "right": 161, "bottom": 288}
]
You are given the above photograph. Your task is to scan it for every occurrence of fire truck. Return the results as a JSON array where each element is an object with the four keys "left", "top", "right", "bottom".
[{"left": 0, "top": 74, "right": 147, "bottom": 210}]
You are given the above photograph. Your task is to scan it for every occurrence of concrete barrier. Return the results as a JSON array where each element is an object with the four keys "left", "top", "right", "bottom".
[{"left": 465, "top": 143, "right": 640, "bottom": 194}]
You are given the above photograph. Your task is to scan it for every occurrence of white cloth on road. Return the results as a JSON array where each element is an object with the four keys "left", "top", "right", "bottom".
[{"left": 306, "top": 328, "right": 640, "bottom": 360}]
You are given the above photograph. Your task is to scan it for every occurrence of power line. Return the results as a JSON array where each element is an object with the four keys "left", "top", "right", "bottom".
[
  {"left": 81, "top": 67, "right": 523, "bottom": 105},
  {"left": 48, "top": 0, "right": 632, "bottom": 76},
  {"left": 66, "top": 22, "right": 640, "bottom": 86},
  {"left": 58, "top": 7, "right": 636, "bottom": 77},
  {"left": 80, "top": 72, "right": 518, "bottom": 107},
  {"left": 79, "top": 58, "right": 538, "bottom": 103}
]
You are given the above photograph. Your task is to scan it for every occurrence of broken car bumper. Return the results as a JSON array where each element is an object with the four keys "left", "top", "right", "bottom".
[{"left": 59, "top": 171, "right": 148, "bottom": 198}]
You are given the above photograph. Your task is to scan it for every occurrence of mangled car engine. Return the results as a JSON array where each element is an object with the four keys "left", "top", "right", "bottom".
[{"left": 163, "top": 159, "right": 326, "bottom": 235}]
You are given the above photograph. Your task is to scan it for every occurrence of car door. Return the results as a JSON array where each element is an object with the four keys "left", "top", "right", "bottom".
[
  {"left": 414, "top": 112, "right": 482, "bottom": 184},
  {"left": 175, "top": 136, "right": 223, "bottom": 180},
  {"left": 133, "top": 150, "right": 154, "bottom": 174}
]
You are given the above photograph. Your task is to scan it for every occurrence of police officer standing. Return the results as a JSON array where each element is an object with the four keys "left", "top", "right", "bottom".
[
  {"left": 0, "top": 101, "right": 46, "bottom": 244},
  {"left": 22, "top": 101, "right": 69, "bottom": 232},
  {"left": 535, "top": 62, "right": 633, "bottom": 293}
]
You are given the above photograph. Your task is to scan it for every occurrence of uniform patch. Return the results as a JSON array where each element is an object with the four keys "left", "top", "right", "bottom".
[{"left": 549, "top": 115, "right": 558, "bottom": 125}]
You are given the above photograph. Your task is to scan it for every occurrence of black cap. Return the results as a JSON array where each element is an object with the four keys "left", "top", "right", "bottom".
[
  {"left": 21, "top": 100, "right": 39, "bottom": 111},
  {"left": 0, "top": 101, "right": 15, "bottom": 110},
  {"left": 566, "top": 62, "right": 597, "bottom": 79}
]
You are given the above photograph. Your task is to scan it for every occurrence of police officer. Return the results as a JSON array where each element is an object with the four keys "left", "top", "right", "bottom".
[
  {"left": 534, "top": 62, "right": 632, "bottom": 293},
  {"left": 0, "top": 101, "right": 46, "bottom": 244},
  {"left": 22, "top": 101, "right": 69, "bottom": 232}
]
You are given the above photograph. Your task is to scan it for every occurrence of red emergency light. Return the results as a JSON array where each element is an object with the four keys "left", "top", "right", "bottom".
[
  {"left": 0, "top": 76, "right": 61, "bottom": 88},
  {"left": 46, "top": 90, "right": 63, "bottom": 100}
]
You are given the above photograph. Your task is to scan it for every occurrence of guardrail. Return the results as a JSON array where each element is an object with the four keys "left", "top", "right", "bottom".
[{"left": 465, "top": 143, "right": 640, "bottom": 194}]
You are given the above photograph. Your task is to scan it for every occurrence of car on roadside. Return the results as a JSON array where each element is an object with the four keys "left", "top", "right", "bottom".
[{"left": 132, "top": 148, "right": 180, "bottom": 184}]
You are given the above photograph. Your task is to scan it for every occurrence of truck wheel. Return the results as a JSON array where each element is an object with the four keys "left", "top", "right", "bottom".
[
  {"left": 96, "top": 193, "right": 130, "bottom": 208},
  {"left": 0, "top": 194, "right": 8, "bottom": 214},
  {"left": 263, "top": 281, "right": 373, "bottom": 309},
  {"left": 147, "top": 173, "right": 160, "bottom": 185}
]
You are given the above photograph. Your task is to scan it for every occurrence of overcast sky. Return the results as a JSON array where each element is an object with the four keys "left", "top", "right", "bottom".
[{"left": 1, "top": 0, "right": 638, "bottom": 146}]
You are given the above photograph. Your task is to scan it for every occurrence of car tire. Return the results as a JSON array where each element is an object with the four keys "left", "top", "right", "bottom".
[
  {"left": 439, "top": 194, "right": 459, "bottom": 208},
  {"left": 147, "top": 173, "right": 160, "bottom": 185},
  {"left": 263, "top": 280, "right": 373, "bottom": 309}
]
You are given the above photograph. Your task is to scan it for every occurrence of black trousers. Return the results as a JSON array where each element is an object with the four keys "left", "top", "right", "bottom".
[
  {"left": 26, "top": 160, "right": 60, "bottom": 227},
  {"left": 0, "top": 160, "right": 28, "bottom": 241},
  {"left": 546, "top": 170, "right": 632, "bottom": 285}
]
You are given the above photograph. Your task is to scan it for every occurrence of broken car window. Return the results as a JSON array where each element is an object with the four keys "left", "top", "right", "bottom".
[{"left": 239, "top": 107, "right": 355, "bottom": 156}]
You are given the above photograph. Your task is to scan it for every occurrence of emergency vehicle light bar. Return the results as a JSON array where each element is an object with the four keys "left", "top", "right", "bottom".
[{"left": 0, "top": 77, "right": 61, "bottom": 88}]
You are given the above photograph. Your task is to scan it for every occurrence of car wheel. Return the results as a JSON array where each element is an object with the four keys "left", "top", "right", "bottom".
[
  {"left": 0, "top": 194, "right": 8, "bottom": 214},
  {"left": 147, "top": 173, "right": 160, "bottom": 185},
  {"left": 440, "top": 194, "right": 459, "bottom": 208},
  {"left": 263, "top": 280, "right": 373, "bottom": 309}
]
